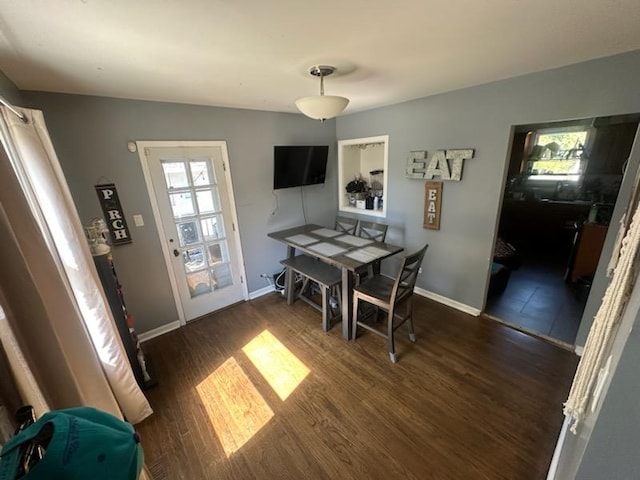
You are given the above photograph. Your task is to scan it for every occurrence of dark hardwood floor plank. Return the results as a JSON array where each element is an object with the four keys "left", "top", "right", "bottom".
[{"left": 136, "top": 293, "right": 577, "bottom": 479}]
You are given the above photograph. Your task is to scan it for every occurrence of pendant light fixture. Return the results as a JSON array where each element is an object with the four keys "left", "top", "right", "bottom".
[{"left": 295, "top": 65, "right": 349, "bottom": 122}]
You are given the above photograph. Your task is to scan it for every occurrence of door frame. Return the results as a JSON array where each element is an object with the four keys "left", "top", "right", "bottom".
[
  {"left": 136, "top": 140, "right": 248, "bottom": 326},
  {"left": 484, "top": 121, "right": 640, "bottom": 344}
]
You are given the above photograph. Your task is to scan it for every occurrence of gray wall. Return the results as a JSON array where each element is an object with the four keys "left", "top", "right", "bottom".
[
  {"left": 6, "top": 49, "right": 640, "bottom": 480},
  {"left": 0, "top": 70, "right": 21, "bottom": 103},
  {"left": 575, "top": 292, "right": 640, "bottom": 480},
  {"left": 336, "top": 50, "right": 640, "bottom": 345},
  {"left": 550, "top": 133, "right": 640, "bottom": 480},
  {"left": 21, "top": 93, "right": 338, "bottom": 333}
]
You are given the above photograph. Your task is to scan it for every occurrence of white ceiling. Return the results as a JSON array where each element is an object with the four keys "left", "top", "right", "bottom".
[{"left": 1, "top": 0, "right": 640, "bottom": 115}]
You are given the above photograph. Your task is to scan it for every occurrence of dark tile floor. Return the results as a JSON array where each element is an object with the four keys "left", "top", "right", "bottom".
[{"left": 485, "top": 256, "right": 587, "bottom": 345}]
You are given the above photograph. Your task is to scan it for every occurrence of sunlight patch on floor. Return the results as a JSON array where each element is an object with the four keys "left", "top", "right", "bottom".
[
  {"left": 196, "top": 356, "right": 274, "bottom": 457},
  {"left": 242, "top": 329, "right": 310, "bottom": 401}
]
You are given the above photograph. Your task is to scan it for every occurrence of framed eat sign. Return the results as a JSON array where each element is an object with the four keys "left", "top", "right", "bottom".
[{"left": 423, "top": 181, "right": 442, "bottom": 230}]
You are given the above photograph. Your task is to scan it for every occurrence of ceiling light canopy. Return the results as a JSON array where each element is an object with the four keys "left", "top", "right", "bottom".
[{"left": 295, "top": 65, "right": 349, "bottom": 122}]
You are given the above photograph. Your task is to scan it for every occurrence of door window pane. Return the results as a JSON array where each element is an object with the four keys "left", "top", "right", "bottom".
[
  {"left": 170, "top": 192, "right": 195, "bottom": 218},
  {"left": 212, "top": 264, "right": 233, "bottom": 290},
  {"left": 196, "top": 188, "right": 220, "bottom": 214},
  {"left": 183, "top": 246, "right": 206, "bottom": 273},
  {"left": 177, "top": 221, "right": 200, "bottom": 246},
  {"left": 190, "top": 161, "right": 214, "bottom": 186},
  {"left": 186, "top": 270, "right": 212, "bottom": 298},
  {"left": 162, "top": 162, "right": 189, "bottom": 189},
  {"left": 201, "top": 215, "right": 225, "bottom": 241},
  {"left": 207, "top": 242, "right": 228, "bottom": 266}
]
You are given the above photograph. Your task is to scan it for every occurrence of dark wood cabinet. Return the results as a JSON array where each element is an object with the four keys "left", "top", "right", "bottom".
[
  {"left": 94, "top": 253, "right": 155, "bottom": 389},
  {"left": 569, "top": 223, "right": 609, "bottom": 282},
  {"left": 586, "top": 123, "right": 637, "bottom": 175}
]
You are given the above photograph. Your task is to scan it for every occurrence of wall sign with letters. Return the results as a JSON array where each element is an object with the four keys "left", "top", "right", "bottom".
[
  {"left": 423, "top": 182, "right": 443, "bottom": 230},
  {"left": 95, "top": 183, "right": 132, "bottom": 245},
  {"left": 406, "top": 149, "right": 474, "bottom": 181}
]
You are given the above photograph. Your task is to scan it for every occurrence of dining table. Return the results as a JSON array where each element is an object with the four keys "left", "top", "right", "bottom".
[{"left": 267, "top": 223, "right": 404, "bottom": 339}]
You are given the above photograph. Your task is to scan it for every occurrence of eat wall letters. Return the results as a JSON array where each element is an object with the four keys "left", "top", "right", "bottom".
[
  {"left": 406, "top": 149, "right": 474, "bottom": 181},
  {"left": 423, "top": 182, "right": 443, "bottom": 230}
]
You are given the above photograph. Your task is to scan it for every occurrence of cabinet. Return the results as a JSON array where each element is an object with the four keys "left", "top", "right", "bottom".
[
  {"left": 93, "top": 253, "right": 155, "bottom": 389},
  {"left": 568, "top": 223, "right": 609, "bottom": 282},
  {"left": 338, "top": 135, "right": 388, "bottom": 218}
]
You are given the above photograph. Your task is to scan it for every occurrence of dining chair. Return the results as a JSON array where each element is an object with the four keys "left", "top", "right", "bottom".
[
  {"left": 335, "top": 215, "right": 358, "bottom": 235},
  {"left": 357, "top": 220, "right": 388, "bottom": 243},
  {"left": 351, "top": 243, "right": 428, "bottom": 363},
  {"left": 356, "top": 221, "right": 389, "bottom": 280}
]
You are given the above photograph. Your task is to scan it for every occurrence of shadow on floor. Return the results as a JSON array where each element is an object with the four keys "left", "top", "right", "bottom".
[{"left": 485, "top": 255, "right": 587, "bottom": 345}]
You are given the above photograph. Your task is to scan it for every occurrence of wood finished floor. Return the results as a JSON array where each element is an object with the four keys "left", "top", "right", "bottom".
[{"left": 136, "top": 293, "right": 578, "bottom": 480}]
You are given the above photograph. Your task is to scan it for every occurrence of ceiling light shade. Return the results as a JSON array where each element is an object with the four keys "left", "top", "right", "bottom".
[
  {"left": 296, "top": 65, "right": 349, "bottom": 121},
  {"left": 295, "top": 95, "right": 349, "bottom": 120}
]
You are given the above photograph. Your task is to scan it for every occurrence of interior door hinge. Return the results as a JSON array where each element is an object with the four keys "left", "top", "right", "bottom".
[
  {"left": 144, "top": 147, "right": 150, "bottom": 156},
  {"left": 232, "top": 223, "right": 236, "bottom": 231},
  {"left": 222, "top": 162, "right": 226, "bottom": 171},
  {"left": 240, "top": 276, "right": 244, "bottom": 284}
]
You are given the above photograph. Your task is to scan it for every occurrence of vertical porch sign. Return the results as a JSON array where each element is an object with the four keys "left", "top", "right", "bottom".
[
  {"left": 95, "top": 183, "right": 132, "bottom": 245},
  {"left": 424, "top": 182, "right": 443, "bottom": 230}
]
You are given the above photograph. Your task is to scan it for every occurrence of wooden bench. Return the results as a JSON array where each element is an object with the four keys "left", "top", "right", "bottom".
[{"left": 280, "top": 255, "right": 342, "bottom": 332}]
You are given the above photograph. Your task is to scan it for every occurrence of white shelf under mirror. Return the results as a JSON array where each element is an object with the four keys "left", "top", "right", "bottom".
[{"left": 338, "top": 135, "right": 389, "bottom": 218}]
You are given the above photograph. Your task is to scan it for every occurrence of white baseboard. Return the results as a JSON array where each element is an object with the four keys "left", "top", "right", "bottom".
[
  {"left": 138, "top": 320, "right": 181, "bottom": 343},
  {"left": 575, "top": 345, "right": 584, "bottom": 356},
  {"left": 138, "top": 286, "right": 278, "bottom": 342},
  {"left": 546, "top": 415, "right": 570, "bottom": 480},
  {"left": 414, "top": 287, "right": 482, "bottom": 316},
  {"left": 249, "top": 285, "right": 276, "bottom": 300}
]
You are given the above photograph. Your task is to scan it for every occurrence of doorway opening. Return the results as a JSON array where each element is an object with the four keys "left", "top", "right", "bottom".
[{"left": 486, "top": 115, "right": 639, "bottom": 345}]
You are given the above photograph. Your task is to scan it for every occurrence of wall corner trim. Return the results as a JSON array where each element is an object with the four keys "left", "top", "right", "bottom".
[
  {"left": 138, "top": 320, "right": 181, "bottom": 343},
  {"left": 414, "top": 287, "right": 482, "bottom": 316}
]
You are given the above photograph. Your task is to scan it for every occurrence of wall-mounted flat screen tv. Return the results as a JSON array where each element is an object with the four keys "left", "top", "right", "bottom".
[{"left": 273, "top": 145, "right": 329, "bottom": 190}]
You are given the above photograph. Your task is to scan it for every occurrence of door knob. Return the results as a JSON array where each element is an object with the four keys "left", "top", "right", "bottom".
[{"left": 173, "top": 249, "right": 179, "bottom": 257}]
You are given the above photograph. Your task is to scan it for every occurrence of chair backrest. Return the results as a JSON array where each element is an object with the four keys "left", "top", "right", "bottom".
[
  {"left": 358, "top": 221, "right": 388, "bottom": 243},
  {"left": 335, "top": 215, "right": 358, "bottom": 235},
  {"left": 390, "top": 243, "right": 429, "bottom": 308}
]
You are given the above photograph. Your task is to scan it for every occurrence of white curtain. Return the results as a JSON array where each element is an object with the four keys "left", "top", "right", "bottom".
[
  {"left": 564, "top": 188, "right": 640, "bottom": 432},
  {"left": 0, "top": 105, "right": 152, "bottom": 425}
]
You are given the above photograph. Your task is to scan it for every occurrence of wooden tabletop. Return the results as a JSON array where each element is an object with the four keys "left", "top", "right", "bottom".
[{"left": 268, "top": 223, "right": 403, "bottom": 271}]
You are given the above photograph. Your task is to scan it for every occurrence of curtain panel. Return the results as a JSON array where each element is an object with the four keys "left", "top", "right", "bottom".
[{"left": 0, "top": 106, "right": 152, "bottom": 424}]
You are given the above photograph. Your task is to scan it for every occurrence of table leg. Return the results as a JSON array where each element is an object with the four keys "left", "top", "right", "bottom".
[
  {"left": 285, "top": 245, "right": 296, "bottom": 305},
  {"left": 341, "top": 267, "right": 354, "bottom": 340}
]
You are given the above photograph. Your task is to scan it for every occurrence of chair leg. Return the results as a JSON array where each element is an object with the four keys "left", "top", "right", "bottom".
[
  {"left": 299, "top": 277, "right": 310, "bottom": 299},
  {"left": 408, "top": 318, "right": 416, "bottom": 342},
  {"left": 327, "top": 285, "right": 341, "bottom": 330},
  {"left": 321, "top": 284, "right": 329, "bottom": 332},
  {"left": 352, "top": 295, "right": 360, "bottom": 339},
  {"left": 407, "top": 301, "right": 416, "bottom": 342},
  {"left": 372, "top": 260, "right": 381, "bottom": 276},
  {"left": 387, "top": 309, "right": 396, "bottom": 363}
]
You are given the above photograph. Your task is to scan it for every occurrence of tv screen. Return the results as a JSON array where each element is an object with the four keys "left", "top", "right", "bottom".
[{"left": 273, "top": 145, "right": 329, "bottom": 190}]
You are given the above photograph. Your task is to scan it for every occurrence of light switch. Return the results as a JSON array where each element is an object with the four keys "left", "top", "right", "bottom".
[{"left": 133, "top": 214, "right": 144, "bottom": 227}]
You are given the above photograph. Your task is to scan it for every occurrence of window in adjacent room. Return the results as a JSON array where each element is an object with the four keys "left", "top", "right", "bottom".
[{"left": 527, "top": 127, "right": 590, "bottom": 181}]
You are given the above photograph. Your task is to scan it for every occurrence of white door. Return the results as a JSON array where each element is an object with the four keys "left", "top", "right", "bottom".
[{"left": 139, "top": 142, "right": 247, "bottom": 323}]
